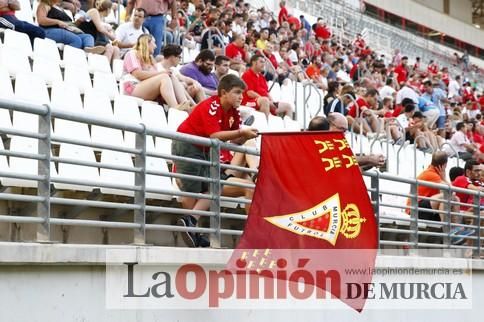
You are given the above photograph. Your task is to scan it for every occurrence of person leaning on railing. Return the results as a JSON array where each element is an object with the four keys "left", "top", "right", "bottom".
[{"left": 172, "top": 74, "right": 258, "bottom": 248}]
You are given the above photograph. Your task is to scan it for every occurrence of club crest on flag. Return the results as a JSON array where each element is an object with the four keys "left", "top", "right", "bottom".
[{"left": 264, "top": 193, "right": 366, "bottom": 246}]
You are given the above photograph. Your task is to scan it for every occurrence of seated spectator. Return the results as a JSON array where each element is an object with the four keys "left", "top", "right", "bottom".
[
  {"left": 36, "top": 0, "right": 103, "bottom": 53},
  {"left": 200, "top": 20, "right": 227, "bottom": 54},
  {"left": 179, "top": 49, "right": 218, "bottom": 97},
  {"left": 451, "top": 159, "right": 482, "bottom": 244},
  {"left": 324, "top": 83, "right": 355, "bottom": 116},
  {"left": 225, "top": 33, "right": 249, "bottom": 74},
  {"left": 396, "top": 81, "right": 419, "bottom": 106},
  {"left": 214, "top": 55, "right": 231, "bottom": 82},
  {"left": 379, "top": 78, "right": 396, "bottom": 100},
  {"left": 173, "top": 75, "right": 258, "bottom": 247},
  {"left": 159, "top": 44, "right": 205, "bottom": 108},
  {"left": 114, "top": 7, "right": 148, "bottom": 58},
  {"left": 417, "top": 95, "right": 440, "bottom": 129},
  {"left": 78, "top": 0, "right": 120, "bottom": 63},
  {"left": 408, "top": 111, "right": 442, "bottom": 152},
  {"left": 446, "top": 122, "right": 480, "bottom": 160},
  {"left": 412, "top": 152, "right": 459, "bottom": 224},
  {"left": 241, "top": 54, "right": 293, "bottom": 119},
  {"left": 121, "top": 34, "right": 189, "bottom": 110},
  {"left": 255, "top": 27, "right": 269, "bottom": 50},
  {"left": 0, "top": 0, "right": 45, "bottom": 44},
  {"left": 346, "top": 88, "right": 381, "bottom": 135},
  {"left": 307, "top": 113, "right": 386, "bottom": 171}
]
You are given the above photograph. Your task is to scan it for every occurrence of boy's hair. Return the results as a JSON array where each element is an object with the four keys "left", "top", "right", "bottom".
[
  {"left": 215, "top": 55, "right": 230, "bottom": 65},
  {"left": 162, "top": 44, "right": 182, "bottom": 58},
  {"left": 217, "top": 74, "right": 246, "bottom": 96},
  {"left": 449, "top": 166, "right": 464, "bottom": 182},
  {"left": 250, "top": 54, "right": 264, "bottom": 66}
]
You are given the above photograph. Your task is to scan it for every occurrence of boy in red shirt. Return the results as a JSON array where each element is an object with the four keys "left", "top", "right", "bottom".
[{"left": 173, "top": 75, "right": 258, "bottom": 247}]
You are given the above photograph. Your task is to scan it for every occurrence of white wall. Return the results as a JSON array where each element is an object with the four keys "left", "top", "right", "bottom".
[{"left": 0, "top": 243, "right": 483, "bottom": 322}]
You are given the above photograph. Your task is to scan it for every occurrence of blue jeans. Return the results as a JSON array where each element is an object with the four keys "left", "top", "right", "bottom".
[
  {"left": 143, "top": 14, "right": 165, "bottom": 56},
  {"left": 43, "top": 28, "right": 94, "bottom": 49},
  {"left": 0, "top": 14, "right": 45, "bottom": 44},
  {"left": 437, "top": 115, "right": 446, "bottom": 129}
]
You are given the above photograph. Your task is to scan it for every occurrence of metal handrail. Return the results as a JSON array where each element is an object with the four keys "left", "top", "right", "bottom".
[
  {"left": 0, "top": 97, "right": 482, "bottom": 255},
  {"left": 302, "top": 82, "right": 323, "bottom": 128},
  {"left": 439, "top": 142, "right": 460, "bottom": 168}
]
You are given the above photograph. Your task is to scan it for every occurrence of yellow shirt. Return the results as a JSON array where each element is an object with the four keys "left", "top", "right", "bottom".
[{"left": 256, "top": 39, "right": 267, "bottom": 50}]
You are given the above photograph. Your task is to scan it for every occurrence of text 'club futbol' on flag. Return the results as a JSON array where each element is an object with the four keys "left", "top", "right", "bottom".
[{"left": 228, "top": 131, "right": 378, "bottom": 311}]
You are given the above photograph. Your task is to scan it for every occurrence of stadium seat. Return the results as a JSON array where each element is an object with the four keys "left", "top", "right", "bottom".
[
  {"left": 283, "top": 115, "right": 301, "bottom": 131},
  {"left": 3, "top": 29, "right": 32, "bottom": 57},
  {"left": 267, "top": 115, "right": 285, "bottom": 132},
  {"left": 0, "top": 138, "right": 8, "bottom": 171},
  {"left": 141, "top": 101, "right": 171, "bottom": 156},
  {"left": 51, "top": 81, "right": 90, "bottom": 142},
  {"left": 0, "top": 45, "right": 31, "bottom": 78},
  {"left": 13, "top": 72, "right": 50, "bottom": 133},
  {"left": 93, "top": 71, "right": 119, "bottom": 100},
  {"left": 88, "top": 53, "right": 111, "bottom": 74},
  {"left": 33, "top": 56, "right": 63, "bottom": 86},
  {"left": 99, "top": 149, "right": 135, "bottom": 197},
  {"left": 54, "top": 143, "right": 100, "bottom": 192},
  {"left": 112, "top": 58, "right": 123, "bottom": 81},
  {"left": 145, "top": 156, "right": 174, "bottom": 200},
  {"left": 268, "top": 81, "right": 281, "bottom": 102},
  {"left": 113, "top": 95, "right": 142, "bottom": 148},
  {"left": 64, "top": 64, "right": 92, "bottom": 94},
  {"left": 167, "top": 108, "right": 188, "bottom": 131},
  {"left": 63, "top": 45, "right": 88, "bottom": 70},
  {"left": 250, "top": 110, "right": 269, "bottom": 132},
  {"left": 1, "top": 137, "right": 39, "bottom": 188},
  {"left": 0, "top": 68, "right": 13, "bottom": 129},
  {"left": 33, "top": 38, "right": 61, "bottom": 64},
  {"left": 84, "top": 89, "right": 124, "bottom": 148}
]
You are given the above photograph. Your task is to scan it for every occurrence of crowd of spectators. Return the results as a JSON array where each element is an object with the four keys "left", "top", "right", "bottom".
[{"left": 1, "top": 0, "right": 483, "bottom": 248}]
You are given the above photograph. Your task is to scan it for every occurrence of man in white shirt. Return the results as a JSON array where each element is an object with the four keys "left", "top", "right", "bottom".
[
  {"left": 115, "top": 7, "right": 148, "bottom": 57},
  {"left": 448, "top": 75, "right": 461, "bottom": 100},
  {"left": 396, "top": 82, "right": 419, "bottom": 105},
  {"left": 448, "top": 122, "right": 478, "bottom": 161},
  {"left": 379, "top": 78, "right": 396, "bottom": 99}
]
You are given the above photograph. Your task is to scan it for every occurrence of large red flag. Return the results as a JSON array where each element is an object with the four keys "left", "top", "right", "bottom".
[{"left": 229, "top": 131, "right": 378, "bottom": 311}]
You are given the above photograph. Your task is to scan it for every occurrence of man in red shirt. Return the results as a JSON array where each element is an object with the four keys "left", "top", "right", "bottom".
[
  {"left": 173, "top": 75, "right": 258, "bottom": 247},
  {"left": 278, "top": 0, "right": 288, "bottom": 25},
  {"left": 394, "top": 56, "right": 409, "bottom": 86},
  {"left": 224, "top": 33, "right": 249, "bottom": 74},
  {"left": 452, "top": 159, "right": 483, "bottom": 211},
  {"left": 451, "top": 159, "right": 482, "bottom": 244},
  {"left": 346, "top": 88, "right": 381, "bottom": 135},
  {"left": 314, "top": 19, "right": 331, "bottom": 40},
  {"left": 241, "top": 54, "right": 293, "bottom": 118}
]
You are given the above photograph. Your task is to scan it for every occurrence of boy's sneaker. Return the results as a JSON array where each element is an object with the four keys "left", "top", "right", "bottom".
[
  {"left": 177, "top": 215, "right": 198, "bottom": 247},
  {"left": 450, "top": 227, "right": 475, "bottom": 245},
  {"left": 196, "top": 234, "right": 210, "bottom": 248}
]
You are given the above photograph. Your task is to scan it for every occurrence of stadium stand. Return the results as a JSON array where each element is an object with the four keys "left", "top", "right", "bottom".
[{"left": 0, "top": 0, "right": 482, "bottom": 258}]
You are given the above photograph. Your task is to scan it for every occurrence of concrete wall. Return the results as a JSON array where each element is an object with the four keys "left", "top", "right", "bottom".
[
  {"left": 0, "top": 243, "right": 483, "bottom": 322},
  {"left": 414, "top": 0, "right": 444, "bottom": 12},
  {"left": 363, "top": 0, "right": 483, "bottom": 49},
  {"left": 413, "top": 0, "right": 472, "bottom": 24}
]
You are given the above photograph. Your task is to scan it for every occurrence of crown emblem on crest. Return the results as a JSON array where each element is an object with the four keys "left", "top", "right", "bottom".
[
  {"left": 340, "top": 203, "right": 366, "bottom": 239},
  {"left": 264, "top": 194, "right": 367, "bottom": 245}
]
